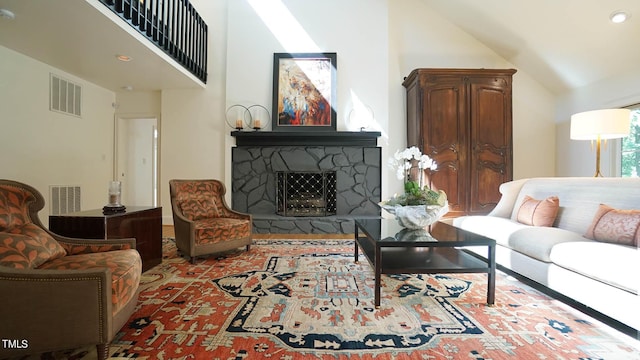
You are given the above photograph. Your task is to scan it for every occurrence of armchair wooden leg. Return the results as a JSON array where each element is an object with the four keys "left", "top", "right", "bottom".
[
  {"left": 246, "top": 244, "right": 251, "bottom": 251},
  {"left": 96, "top": 343, "right": 109, "bottom": 360},
  {"left": 190, "top": 256, "right": 196, "bottom": 264}
]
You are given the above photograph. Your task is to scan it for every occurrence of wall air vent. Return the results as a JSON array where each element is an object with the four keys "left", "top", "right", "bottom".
[
  {"left": 49, "top": 185, "right": 81, "bottom": 215},
  {"left": 50, "top": 73, "right": 82, "bottom": 117}
]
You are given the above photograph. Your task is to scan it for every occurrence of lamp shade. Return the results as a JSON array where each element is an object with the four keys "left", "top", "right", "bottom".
[{"left": 570, "top": 109, "right": 631, "bottom": 140}]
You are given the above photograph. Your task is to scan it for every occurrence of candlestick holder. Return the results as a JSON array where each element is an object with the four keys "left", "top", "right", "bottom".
[
  {"left": 225, "top": 105, "right": 251, "bottom": 130},
  {"left": 247, "top": 105, "right": 271, "bottom": 131},
  {"left": 348, "top": 104, "right": 375, "bottom": 130}
]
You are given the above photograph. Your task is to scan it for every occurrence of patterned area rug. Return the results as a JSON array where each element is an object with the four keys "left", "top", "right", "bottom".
[{"left": 22, "top": 238, "right": 640, "bottom": 359}]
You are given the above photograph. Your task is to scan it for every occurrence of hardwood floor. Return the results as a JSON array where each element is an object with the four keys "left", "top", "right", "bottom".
[{"left": 162, "top": 225, "right": 352, "bottom": 239}]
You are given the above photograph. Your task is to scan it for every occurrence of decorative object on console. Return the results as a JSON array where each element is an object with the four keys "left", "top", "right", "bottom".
[
  {"left": 570, "top": 108, "right": 631, "bottom": 177},
  {"left": 247, "top": 104, "right": 271, "bottom": 131},
  {"left": 348, "top": 103, "right": 375, "bottom": 131},
  {"left": 272, "top": 52, "right": 337, "bottom": 132},
  {"left": 516, "top": 195, "right": 560, "bottom": 227},
  {"left": 225, "top": 104, "right": 251, "bottom": 130},
  {"left": 380, "top": 146, "right": 448, "bottom": 229},
  {"left": 103, "top": 180, "right": 126, "bottom": 214}
]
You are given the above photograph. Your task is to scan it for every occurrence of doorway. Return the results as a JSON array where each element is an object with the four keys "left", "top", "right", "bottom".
[{"left": 115, "top": 116, "right": 159, "bottom": 207}]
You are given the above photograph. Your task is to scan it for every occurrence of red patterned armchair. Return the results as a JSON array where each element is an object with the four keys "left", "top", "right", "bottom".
[
  {"left": 0, "top": 180, "right": 142, "bottom": 360},
  {"left": 169, "top": 179, "right": 252, "bottom": 263}
]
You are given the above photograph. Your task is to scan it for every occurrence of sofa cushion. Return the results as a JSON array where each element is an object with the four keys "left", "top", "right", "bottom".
[
  {"left": 516, "top": 195, "right": 559, "bottom": 227},
  {"left": 194, "top": 218, "right": 251, "bottom": 246},
  {"left": 584, "top": 204, "right": 640, "bottom": 247},
  {"left": 507, "top": 227, "right": 590, "bottom": 262},
  {"left": 452, "top": 216, "right": 530, "bottom": 247},
  {"left": 38, "top": 249, "right": 142, "bottom": 314},
  {"left": 550, "top": 241, "right": 638, "bottom": 294},
  {"left": 0, "top": 223, "right": 67, "bottom": 269}
]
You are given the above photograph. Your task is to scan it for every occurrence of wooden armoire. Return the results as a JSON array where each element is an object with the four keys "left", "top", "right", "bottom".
[{"left": 402, "top": 68, "right": 517, "bottom": 217}]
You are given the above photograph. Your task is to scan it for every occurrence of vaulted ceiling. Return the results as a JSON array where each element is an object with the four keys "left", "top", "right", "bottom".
[
  {"left": 1, "top": 0, "right": 638, "bottom": 95},
  {"left": 422, "top": 0, "right": 640, "bottom": 94}
]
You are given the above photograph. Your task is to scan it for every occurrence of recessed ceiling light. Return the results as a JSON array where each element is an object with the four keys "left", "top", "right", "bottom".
[
  {"left": 0, "top": 8, "right": 16, "bottom": 20},
  {"left": 121, "top": 85, "right": 134, "bottom": 91},
  {"left": 610, "top": 10, "right": 631, "bottom": 23},
  {"left": 116, "top": 54, "right": 132, "bottom": 62}
]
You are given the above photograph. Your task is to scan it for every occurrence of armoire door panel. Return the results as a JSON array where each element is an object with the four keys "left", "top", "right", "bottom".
[
  {"left": 405, "top": 82, "right": 421, "bottom": 148},
  {"left": 470, "top": 83, "right": 511, "bottom": 149},
  {"left": 429, "top": 162, "right": 462, "bottom": 212},
  {"left": 423, "top": 86, "right": 463, "bottom": 153},
  {"left": 422, "top": 82, "right": 467, "bottom": 215},
  {"left": 470, "top": 166, "right": 503, "bottom": 213}
]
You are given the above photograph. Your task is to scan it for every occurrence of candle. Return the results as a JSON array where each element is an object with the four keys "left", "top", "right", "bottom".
[
  {"left": 235, "top": 119, "right": 243, "bottom": 129},
  {"left": 108, "top": 181, "right": 121, "bottom": 205},
  {"left": 254, "top": 119, "right": 261, "bottom": 128}
]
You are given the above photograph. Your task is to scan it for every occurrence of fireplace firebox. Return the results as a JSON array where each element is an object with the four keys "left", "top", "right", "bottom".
[{"left": 276, "top": 171, "right": 337, "bottom": 217}]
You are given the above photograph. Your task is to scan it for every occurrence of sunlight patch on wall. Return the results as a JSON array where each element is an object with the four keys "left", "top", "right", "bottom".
[
  {"left": 248, "top": 0, "right": 320, "bottom": 52},
  {"left": 347, "top": 90, "right": 387, "bottom": 138}
]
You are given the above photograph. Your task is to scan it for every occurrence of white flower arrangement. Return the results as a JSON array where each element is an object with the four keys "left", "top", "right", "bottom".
[{"left": 384, "top": 146, "right": 447, "bottom": 207}]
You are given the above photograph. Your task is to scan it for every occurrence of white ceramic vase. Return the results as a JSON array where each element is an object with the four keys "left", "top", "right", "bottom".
[{"left": 381, "top": 202, "right": 449, "bottom": 230}]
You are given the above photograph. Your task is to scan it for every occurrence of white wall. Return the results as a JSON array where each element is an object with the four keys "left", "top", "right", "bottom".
[
  {"left": 389, "top": 0, "right": 556, "bottom": 183},
  {"left": 226, "top": 0, "right": 389, "bottom": 132},
  {"left": 157, "top": 0, "right": 230, "bottom": 223},
  {"left": 0, "top": 45, "right": 115, "bottom": 226}
]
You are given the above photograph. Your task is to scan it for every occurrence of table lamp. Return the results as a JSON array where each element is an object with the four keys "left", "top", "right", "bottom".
[{"left": 570, "top": 108, "right": 631, "bottom": 177}]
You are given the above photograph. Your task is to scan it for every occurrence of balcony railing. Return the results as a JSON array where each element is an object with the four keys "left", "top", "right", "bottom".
[{"left": 100, "top": 0, "right": 208, "bottom": 83}]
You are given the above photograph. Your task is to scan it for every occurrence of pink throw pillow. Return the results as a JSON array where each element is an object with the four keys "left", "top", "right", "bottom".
[
  {"left": 585, "top": 204, "right": 640, "bottom": 247},
  {"left": 516, "top": 195, "right": 560, "bottom": 227}
]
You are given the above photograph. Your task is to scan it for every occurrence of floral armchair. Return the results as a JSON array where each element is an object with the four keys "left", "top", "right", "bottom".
[
  {"left": 0, "top": 180, "right": 142, "bottom": 360},
  {"left": 169, "top": 179, "right": 252, "bottom": 263}
]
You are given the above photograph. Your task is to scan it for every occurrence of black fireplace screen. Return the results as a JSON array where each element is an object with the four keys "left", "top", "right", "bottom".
[{"left": 276, "top": 171, "right": 337, "bottom": 217}]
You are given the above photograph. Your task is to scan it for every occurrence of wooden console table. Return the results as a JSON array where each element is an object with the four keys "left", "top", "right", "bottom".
[{"left": 49, "top": 206, "right": 162, "bottom": 272}]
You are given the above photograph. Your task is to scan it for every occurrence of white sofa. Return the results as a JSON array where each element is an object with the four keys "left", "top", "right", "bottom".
[{"left": 451, "top": 177, "right": 639, "bottom": 335}]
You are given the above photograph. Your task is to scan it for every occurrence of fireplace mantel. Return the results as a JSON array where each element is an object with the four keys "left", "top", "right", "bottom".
[{"left": 231, "top": 131, "right": 380, "bottom": 147}]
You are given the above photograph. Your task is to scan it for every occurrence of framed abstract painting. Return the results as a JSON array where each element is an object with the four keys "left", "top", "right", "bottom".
[{"left": 272, "top": 52, "right": 337, "bottom": 132}]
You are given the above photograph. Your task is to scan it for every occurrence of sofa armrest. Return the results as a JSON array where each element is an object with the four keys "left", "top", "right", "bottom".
[
  {"left": 51, "top": 233, "right": 137, "bottom": 255},
  {"left": 0, "top": 267, "right": 112, "bottom": 357},
  {"left": 487, "top": 178, "right": 529, "bottom": 218}
]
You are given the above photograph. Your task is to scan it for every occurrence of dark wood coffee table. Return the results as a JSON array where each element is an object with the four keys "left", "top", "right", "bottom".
[{"left": 354, "top": 219, "right": 496, "bottom": 307}]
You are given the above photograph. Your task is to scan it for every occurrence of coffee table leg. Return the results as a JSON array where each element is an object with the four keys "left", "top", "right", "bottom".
[
  {"left": 375, "top": 246, "right": 381, "bottom": 308},
  {"left": 354, "top": 226, "right": 359, "bottom": 263},
  {"left": 487, "top": 243, "right": 496, "bottom": 305}
]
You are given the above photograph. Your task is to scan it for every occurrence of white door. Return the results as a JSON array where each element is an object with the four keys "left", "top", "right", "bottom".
[{"left": 116, "top": 116, "right": 159, "bottom": 206}]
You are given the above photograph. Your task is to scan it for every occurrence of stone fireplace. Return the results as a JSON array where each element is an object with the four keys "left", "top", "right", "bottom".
[{"left": 231, "top": 131, "right": 381, "bottom": 234}]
